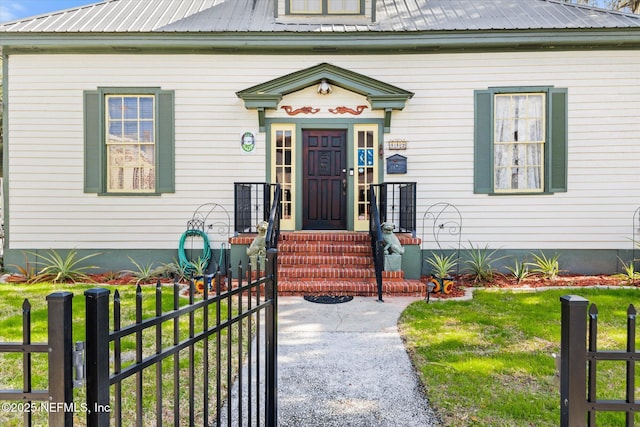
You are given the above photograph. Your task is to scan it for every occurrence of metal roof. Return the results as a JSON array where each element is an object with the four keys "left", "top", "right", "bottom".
[{"left": 1, "top": 0, "right": 639, "bottom": 33}]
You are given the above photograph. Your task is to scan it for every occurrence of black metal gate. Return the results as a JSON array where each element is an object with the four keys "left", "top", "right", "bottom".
[
  {"left": 0, "top": 250, "right": 278, "bottom": 427},
  {"left": 560, "top": 295, "right": 639, "bottom": 426}
]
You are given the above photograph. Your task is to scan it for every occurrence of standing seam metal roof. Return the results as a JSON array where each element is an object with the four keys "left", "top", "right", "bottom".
[{"left": 1, "top": 0, "right": 640, "bottom": 33}]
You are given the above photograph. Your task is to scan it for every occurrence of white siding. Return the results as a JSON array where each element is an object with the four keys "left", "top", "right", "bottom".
[{"left": 6, "top": 51, "right": 640, "bottom": 251}]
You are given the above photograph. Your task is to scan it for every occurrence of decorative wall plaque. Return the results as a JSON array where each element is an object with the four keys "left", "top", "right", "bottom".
[
  {"left": 329, "top": 105, "right": 368, "bottom": 115},
  {"left": 280, "top": 106, "right": 320, "bottom": 115}
]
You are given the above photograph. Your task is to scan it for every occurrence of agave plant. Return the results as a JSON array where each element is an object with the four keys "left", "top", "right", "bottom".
[
  {"left": 8, "top": 252, "right": 38, "bottom": 283},
  {"left": 425, "top": 252, "right": 458, "bottom": 278},
  {"left": 618, "top": 257, "right": 639, "bottom": 283},
  {"left": 124, "top": 257, "right": 158, "bottom": 285},
  {"left": 505, "top": 258, "right": 531, "bottom": 284},
  {"left": 527, "top": 251, "right": 561, "bottom": 280},
  {"left": 28, "top": 249, "right": 100, "bottom": 283},
  {"left": 464, "top": 243, "right": 505, "bottom": 283}
]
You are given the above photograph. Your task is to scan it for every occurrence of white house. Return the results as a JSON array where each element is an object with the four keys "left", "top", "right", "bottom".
[{"left": 1, "top": 0, "right": 639, "bottom": 285}]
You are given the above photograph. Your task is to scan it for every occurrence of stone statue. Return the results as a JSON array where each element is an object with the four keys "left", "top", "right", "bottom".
[
  {"left": 382, "top": 222, "right": 405, "bottom": 255},
  {"left": 247, "top": 221, "right": 268, "bottom": 257}
]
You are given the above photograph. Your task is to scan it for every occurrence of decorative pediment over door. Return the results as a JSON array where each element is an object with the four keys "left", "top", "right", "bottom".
[{"left": 236, "top": 62, "right": 414, "bottom": 132}]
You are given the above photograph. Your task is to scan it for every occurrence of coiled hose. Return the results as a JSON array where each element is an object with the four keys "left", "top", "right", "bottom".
[{"left": 178, "top": 229, "right": 211, "bottom": 275}]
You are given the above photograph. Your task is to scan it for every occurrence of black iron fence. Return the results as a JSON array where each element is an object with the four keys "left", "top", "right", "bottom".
[
  {"left": 371, "top": 182, "right": 417, "bottom": 236},
  {"left": 0, "top": 293, "right": 75, "bottom": 426},
  {"left": 0, "top": 250, "right": 278, "bottom": 427},
  {"left": 560, "top": 295, "right": 639, "bottom": 426}
]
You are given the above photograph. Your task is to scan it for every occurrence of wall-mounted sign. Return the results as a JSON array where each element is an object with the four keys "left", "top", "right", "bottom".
[
  {"left": 386, "top": 154, "right": 407, "bottom": 174},
  {"left": 387, "top": 139, "right": 407, "bottom": 150},
  {"left": 241, "top": 131, "right": 256, "bottom": 153}
]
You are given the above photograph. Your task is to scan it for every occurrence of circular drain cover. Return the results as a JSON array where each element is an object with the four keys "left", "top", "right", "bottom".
[{"left": 303, "top": 295, "right": 353, "bottom": 304}]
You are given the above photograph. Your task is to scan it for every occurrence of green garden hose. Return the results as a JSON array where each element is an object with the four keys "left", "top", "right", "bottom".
[{"left": 178, "top": 229, "right": 211, "bottom": 275}]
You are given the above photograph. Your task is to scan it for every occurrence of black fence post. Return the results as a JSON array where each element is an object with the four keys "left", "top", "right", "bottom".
[
  {"left": 560, "top": 295, "right": 588, "bottom": 427},
  {"left": 84, "top": 288, "right": 111, "bottom": 427},
  {"left": 265, "top": 248, "right": 278, "bottom": 427},
  {"left": 46, "top": 292, "right": 74, "bottom": 427}
]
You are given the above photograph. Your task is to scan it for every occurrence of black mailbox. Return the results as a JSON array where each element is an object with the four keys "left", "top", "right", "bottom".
[{"left": 386, "top": 154, "right": 407, "bottom": 174}]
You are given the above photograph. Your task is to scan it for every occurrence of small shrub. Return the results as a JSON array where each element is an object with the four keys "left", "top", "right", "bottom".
[{"left": 527, "top": 251, "right": 560, "bottom": 280}]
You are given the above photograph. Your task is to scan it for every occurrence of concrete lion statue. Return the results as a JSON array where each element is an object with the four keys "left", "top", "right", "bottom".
[{"left": 382, "top": 222, "right": 404, "bottom": 255}]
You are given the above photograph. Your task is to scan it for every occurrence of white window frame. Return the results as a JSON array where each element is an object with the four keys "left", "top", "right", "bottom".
[
  {"left": 105, "top": 94, "right": 157, "bottom": 193},
  {"left": 493, "top": 93, "right": 546, "bottom": 193},
  {"left": 289, "top": 0, "right": 361, "bottom": 15}
]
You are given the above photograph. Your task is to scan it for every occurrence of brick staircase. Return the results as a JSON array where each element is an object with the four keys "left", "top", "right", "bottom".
[{"left": 277, "top": 232, "right": 426, "bottom": 297}]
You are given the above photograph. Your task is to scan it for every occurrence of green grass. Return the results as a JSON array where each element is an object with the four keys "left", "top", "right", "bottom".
[
  {"left": 399, "top": 288, "right": 640, "bottom": 427},
  {"left": 0, "top": 282, "right": 252, "bottom": 426}
]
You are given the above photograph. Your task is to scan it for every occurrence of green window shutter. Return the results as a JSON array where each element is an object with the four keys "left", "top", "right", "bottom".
[
  {"left": 83, "top": 90, "right": 102, "bottom": 193},
  {"left": 156, "top": 90, "right": 175, "bottom": 194},
  {"left": 548, "top": 88, "right": 568, "bottom": 193},
  {"left": 474, "top": 90, "right": 493, "bottom": 194}
]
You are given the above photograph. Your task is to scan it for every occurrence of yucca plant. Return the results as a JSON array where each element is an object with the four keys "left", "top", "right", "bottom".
[
  {"left": 8, "top": 252, "right": 37, "bottom": 282},
  {"left": 27, "top": 249, "right": 100, "bottom": 283},
  {"left": 464, "top": 243, "right": 504, "bottom": 284},
  {"left": 425, "top": 252, "right": 458, "bottom": 278},
  {"left": 527, "top": 251, "right": 561, "bottom": 280},
  {"left": 125, "top": 257, "right": 158, "bottom": 285},
  {"left": 505, "top": 258, "right": 531, "bottom": 284},
  {"left": 188, "top": 256, "right": 210, "bottom": 278},
  {"left": 618, "top": 257, "right": 639, "bottom": 282}
]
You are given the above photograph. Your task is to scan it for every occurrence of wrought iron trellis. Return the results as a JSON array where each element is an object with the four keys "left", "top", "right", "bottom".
[
  {"left": 184, "top": 203, "right": 232, "bottom": 274},
  {"left": 634, "top": 207, "right": 640, "bottom": 273},
  {"left": 422, "top": 202, "right": 463, "bottom": 277}
]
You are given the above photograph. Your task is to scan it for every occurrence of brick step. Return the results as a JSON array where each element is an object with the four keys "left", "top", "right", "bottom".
[
  {"left": 279, "top": 266, "right": 375, "bottom": 280},
  {"left": 278, "top": 280, "right": 427, "bottom": 297},
  {"left": 279, "top": 254, "right": 373, "bottom": 268},
  {"left": 278, "top": 242, "right": 371, "bottom": 256},
  {"left": 279, "top": 267, "right": 405, "bottom": 281},
  {"left": 280, "top": 232, "right": 370, "bottom": 243}
]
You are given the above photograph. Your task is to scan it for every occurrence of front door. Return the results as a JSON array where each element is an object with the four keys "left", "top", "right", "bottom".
[{"left": 302, "top": 129, "right": 347, "bottom": 229}]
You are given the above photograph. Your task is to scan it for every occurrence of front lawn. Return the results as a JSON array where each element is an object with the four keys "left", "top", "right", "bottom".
[{"left": 399, "top": 288, "right": 640, "bottom": 426}]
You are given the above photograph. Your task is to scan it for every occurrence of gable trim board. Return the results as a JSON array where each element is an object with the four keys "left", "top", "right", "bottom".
[{"left": 3, "top": 30, "right": 640, "bottom": 54}]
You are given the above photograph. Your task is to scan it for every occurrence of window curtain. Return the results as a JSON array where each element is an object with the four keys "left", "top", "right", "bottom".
[{"left": 494, "top": 95, "right": 543, "bottom": 191}]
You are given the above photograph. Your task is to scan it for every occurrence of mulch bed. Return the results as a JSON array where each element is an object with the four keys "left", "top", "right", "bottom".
[{"left": 424, "top": 274, "right": 638, "bottom": 300}]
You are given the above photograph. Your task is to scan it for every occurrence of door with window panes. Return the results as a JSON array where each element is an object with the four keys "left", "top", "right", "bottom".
[{"left": 354, "top": 125, "right": 378, "bottom": 231}]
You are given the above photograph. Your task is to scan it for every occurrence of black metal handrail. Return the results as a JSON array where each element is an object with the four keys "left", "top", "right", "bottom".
[
  {"left": 371, "top": 182, "right": 417, "bottom": 237},
  {"left": 234, "top": 182, "right": 273, "bottom": 234},
  {"left": 369, "top": 186, "right": 384, "bottom": 302},
  {"left": 266, "top": 184, "right": 281, "bottom": 250}
]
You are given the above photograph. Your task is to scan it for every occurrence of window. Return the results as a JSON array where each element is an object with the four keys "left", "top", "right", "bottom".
[
  {"left": 474, "top": 87, "right": 567, "bottom": 195},
  {"left": 354, "top": 124, "right": 378, "bottom": 231},
  {"left": 84, "top": 88, "right": 175, "bottom": 195},
  {"left": 272, "top": 124, "right": 296, "bottom": 230},
  {"left": 289, "top": 0, "right": 361, "bottom": 14}
]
